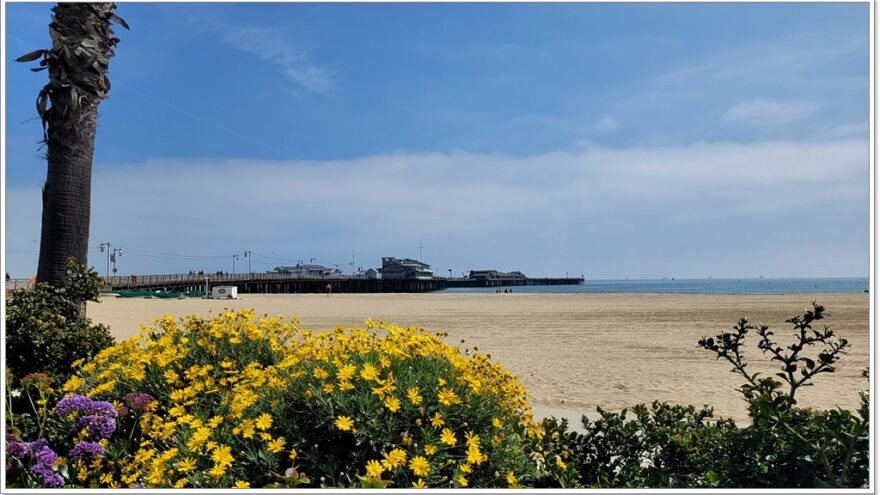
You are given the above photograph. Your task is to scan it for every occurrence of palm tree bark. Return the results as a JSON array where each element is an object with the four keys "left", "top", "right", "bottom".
[{"left": 18, "top": 3, "right": 126, "bottom": 287}]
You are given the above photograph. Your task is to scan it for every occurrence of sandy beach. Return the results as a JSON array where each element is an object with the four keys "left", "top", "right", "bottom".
[{"left": 87, "top": 292, "right": 869, "bottom": 423}]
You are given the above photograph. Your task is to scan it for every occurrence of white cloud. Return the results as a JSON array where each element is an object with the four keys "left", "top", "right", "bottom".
[
  {"left": 724, "top": 99, "right": 819, "bottom": 126},
  {"left": 6, "top": 139, "right": 867, "bottom": 278},
  {"left": 215, "top": 24, "right": 333, "bottom": 93}
]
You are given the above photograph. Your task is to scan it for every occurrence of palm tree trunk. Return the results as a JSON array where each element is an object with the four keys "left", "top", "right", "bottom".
[
  {"left": 26, "top": 3, "right": 124, "bottom": 287},
  {"left": 36, "top": 90, "right": 100, "bottom": 287}
]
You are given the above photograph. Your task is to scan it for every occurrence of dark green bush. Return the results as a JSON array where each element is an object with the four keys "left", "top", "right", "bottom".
[
  {"left": 529, "top": 403, "right": 738, "bottom": 488},
  {"left": 529, "top": 302, "right": 869, "bottom": 489},
  {"left": 6, "top": 259, "right": 113, "bottom": 383}
]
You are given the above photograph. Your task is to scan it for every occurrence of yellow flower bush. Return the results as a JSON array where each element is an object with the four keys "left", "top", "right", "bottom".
[{"left": 54, "top": 310, "right": 540, "bottom": 488}]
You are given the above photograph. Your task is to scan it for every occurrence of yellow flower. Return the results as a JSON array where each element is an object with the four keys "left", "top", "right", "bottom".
[
  {"left": 431, "top": 412, "right": 444, "bottom": 428},
  {"left": 381, "top": 448, "right": 407, "bottom": 470},
  {"left": 507, "top": 471, "right": 520, "bottom": 488},
  {"left": 208, "top": 416, "right": 224, "bottom": 428},
  {"left": 424, "top": 444, "right": 437, "bottom": 456},
  {"left": 267, "top": 437, "right": 286, "bottom": 454},
  {"left": 492, "top": 434, "right": 503, "bottom": 447},
  {"left": 436, "top": 429, "right": 457, "bottom": 449},
  {"left": 359, "top": 363, "right": 379, "bottom": 381},
  {"left": 233, "top": 480, "right": 250, "bottom": 488},
  {"left": 163, "top": 370, "right": 179, "bottom": 384},
  {"left": 457, "top": 475, "right": 468, "bottom": 487},
  {"left": 335, "top": 415, "right": 355, "bottom": 431},
  {"left": 336, "top": 363, "right": 356, "bottom": 381},
  {"left": 323, "top": 383, "right": 335, "bottom": 394},
  {"left": 460, "top": 462, "right": 472, "bottom": 474},
  {"left": 62, "top": 375, "right": 83, "bottom": 393},
  {"left": 406, "top": 387, "right": 423, "bottom": 405},
  {"left": 409, "top": 455, "right": 430, "bottom": 477},
  {"left": 289, "top": 448, "right": 298, "bottom": 461},
  {"left": 186, "top": 427, "right": 211, "bottom": 451},
  {"left": 365, "top": 459, "right": 384, "bottom": 479},
  {"left": 384, "top": 395, "right": 401, "bottom": 413},
  {"left": 555, "top": 456, "right": 567, "bottom": 469},
  {"left": 437, "top": 377, "right": 447, "bottom": 386},
  {"left": 467, "top": 444, "right": 485, "bottom": 465},
  {"left": 236, "top": 419, "right": 255, "bottom": 439},
  {"left": 465, "top": 431, "right": 480, "bottom": 447},
  {"left": 338, "top": 380, "right": 355, "bottom": 391},
  {"left": 176, "top": 457, "right": 197, "bottom": 473},
  {"left": 255, "top": 413, "right": 273, "bottom": 431},
  {"left": 412, "top": 478, "right": 427, "bottom": 488},
  {"left": 211, "top": 444, "right": 234, "bottom": 467},
  {"left": 492, "top": 417, "right": 502, "bottom": 429},
  {"left": 437, "top": 387, "right": 460, "bottom": 406},
  {"left": 208, "top": 463, "right": 227, "bottom": 478},
  {"left": 312, "top": 367, "right": 328, "bottom": 379}
]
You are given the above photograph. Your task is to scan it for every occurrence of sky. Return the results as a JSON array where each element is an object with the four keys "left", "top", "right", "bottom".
[{"left": 3, "top": 2, "right": 870, "bottom": 279}]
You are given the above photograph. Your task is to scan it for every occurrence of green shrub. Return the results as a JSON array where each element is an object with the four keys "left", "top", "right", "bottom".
[
  {"left": 698, "top": 302, "right": 868, "bottom": 488},
  {"left": 528, "top": 302, "right": 869, "bottom": 489},
  {"left": 6, "top": 259, "right": 113, "bottom": 383},
  {"left": 528, "top": 403, "right": 738, "bottom": 488},
  {"left": 7, "top": 311, "right": 540, "bottom": 488}
]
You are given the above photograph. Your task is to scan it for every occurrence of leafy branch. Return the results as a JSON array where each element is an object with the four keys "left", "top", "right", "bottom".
[{"left": 698, "top": 302, "right": 849, "bottom": 413}]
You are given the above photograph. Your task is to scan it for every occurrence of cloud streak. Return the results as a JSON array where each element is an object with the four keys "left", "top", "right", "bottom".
[
  {"left": 724, "top": 99, "right": 819, "bottom": 126},
  {"left": 214, "top": 24, "right": 333, "bottom": 93}
]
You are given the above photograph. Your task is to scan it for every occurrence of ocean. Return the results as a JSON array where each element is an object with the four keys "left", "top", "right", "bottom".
[{"left": 439, "top": 278, "right": 870, "bottom": 295}]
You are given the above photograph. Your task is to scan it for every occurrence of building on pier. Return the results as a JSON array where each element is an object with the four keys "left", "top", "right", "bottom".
[
  {"left": 468, "top": 269, "right": 526, "bottom": 281},
  {"left": 379, "top": 257, "right": 433, "bottom": 279},
  {"left": 273, "top": 263, "right": 341, "bottom": 276}
]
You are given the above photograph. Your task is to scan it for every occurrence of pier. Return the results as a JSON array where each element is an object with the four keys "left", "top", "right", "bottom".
[{"left": 34, "top": 272, "right": 584, "bottom": 294}]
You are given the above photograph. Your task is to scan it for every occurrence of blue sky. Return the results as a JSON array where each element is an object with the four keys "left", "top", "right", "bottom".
[{"left": 4, "top": 2, "right": 870, "bottom": 278}]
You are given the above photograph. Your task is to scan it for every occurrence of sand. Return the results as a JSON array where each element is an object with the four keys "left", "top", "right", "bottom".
[{"left": 87, "top": 292, "right": 870, "bottom": 423}]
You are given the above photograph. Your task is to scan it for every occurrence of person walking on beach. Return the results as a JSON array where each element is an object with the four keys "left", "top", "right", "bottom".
[{"left": 326, "top": 283, "right": 332, "bottom": 298}]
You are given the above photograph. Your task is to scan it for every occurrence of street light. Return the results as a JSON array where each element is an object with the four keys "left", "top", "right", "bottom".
[
  {"left": 110, "top": 248, "right": 122, "bottom": 275},
  {"left": 243, "top": 250, "right": 252, "bottom": 275},
  {"left": 232, "top": 254, "right": 240, "bottom": 275},
  {"left": 99, "top": 242, "right": 111, "bottom": 277}
]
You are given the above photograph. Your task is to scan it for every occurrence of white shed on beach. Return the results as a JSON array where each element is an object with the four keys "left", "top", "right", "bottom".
[{"left": 211, "top": 286, "right": 238, "bottom": 299}]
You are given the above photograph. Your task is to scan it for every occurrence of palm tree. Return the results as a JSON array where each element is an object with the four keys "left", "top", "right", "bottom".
[{"left": 16, "top": 3, "right": 127, "bottom": 287}]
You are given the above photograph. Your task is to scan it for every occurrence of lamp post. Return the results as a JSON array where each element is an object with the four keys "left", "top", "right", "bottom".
[
  {"left": 110, "top": 248, "right": 122, "bottom": 276},
  {"left": 232, "top": 254, "right": 240, "bottom": 275},
  {"left": 99, "top": 242, "right": 111, "bottom": 277},
  {"left": 243, "top": 250, "right": 251, "bottom": 275}
]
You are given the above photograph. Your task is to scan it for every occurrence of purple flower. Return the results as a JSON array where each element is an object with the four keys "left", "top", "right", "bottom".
[
  {"left": 122, "top": 392, "right": 155, "bottom": 413},
  {"left": 4, "top": 435, "right": 51, "bottom": 459},
  {"left": 28, "top": 438, "right": 49, "bottom": 454},
  {"left": 77, "top": 414, "right": 117, "bottom": 439},
  {"left": 6, "top": 439, "right": 28, "bottom": 459},
  {"left": 30, "top": 446, "right": 64, "bottom": 488},
  {"left": 55, "top": 394, "right": 117, "bottom": 417},
  {"left": 54, "top": 394, "right": 118, "bottom": 439},
  {"left": 54, "top": 394, "right": 93, "bottom": 416},
  {"left": 69, "top": 441, "right": 105, "bottom": 459}
]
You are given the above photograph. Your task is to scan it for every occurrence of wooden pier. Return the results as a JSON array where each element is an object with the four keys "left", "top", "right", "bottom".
[{"left": 84, "top": 272, "right": 584, "bottom": 294}]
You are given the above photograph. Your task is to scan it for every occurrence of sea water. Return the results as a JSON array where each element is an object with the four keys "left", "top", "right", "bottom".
[{"left": 440, "top": 278, "right": 869, "bottom": 295}]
